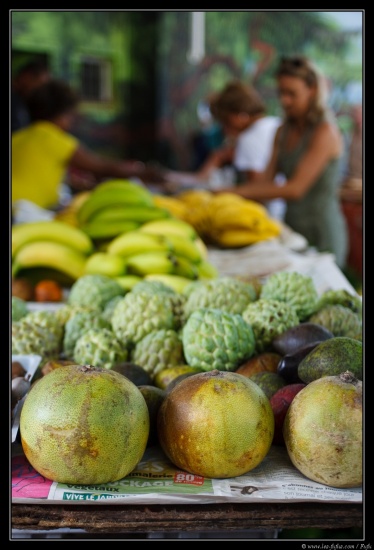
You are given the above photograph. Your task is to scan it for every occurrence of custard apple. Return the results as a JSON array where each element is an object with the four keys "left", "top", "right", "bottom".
[
  {"left": 182, "top": 308, "right": 256, "bottom": 371},
  {"left": 132, "top": 280, "right": 176, "bottom": 296},
  {"left": 68, "top": 274, "right": 125, "bottom": 310},
  {"left": 25, "top": 310, "right": 64, "bottom": 348},
  {"left": 111, "top": 291, "right": 175, "bottom": 348},
  {"left": 242, "top": 299, "right": 299, "bottom": 353},
  {"left": 54, "top": 304, "right": 98, "bottom": 326},
  {"left": 12, "top": 316, "right": 62, "bottom": 359},
  {"left": 131, "top": 279, "right": 186, "bottom": 329},
  {"left": 63, "top": 310, "right": 111, "bottom": 359},
  {"left": 183, "top": 277, "right": 257, "bottom": 320},
  {"left": 260, "top": 271, "right": 318, "bottom": 320},
  {"left": 101, "top": 295, "right": 124, "bottom": 324},
  {"left": 12, "top": 296, "right": 29, "bottom": 321},
  {"left": 73, "top": 327, "right": 128, "bottom": 369},
  {"left": 309, "top": 304, "right": 362, "bottom": 340},
  {"left": 315, "top": 289, "right": 362, "bottom": 317},
  {"left": 131, "top": 329, "right": 185, "bottom": 378}
]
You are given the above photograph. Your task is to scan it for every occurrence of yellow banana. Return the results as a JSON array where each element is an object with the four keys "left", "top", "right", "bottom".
[
  {"left": 76, "top": 184, "right": 154, "bottom": 225},
  {"left": 81, "top": 219, "right": 140, "bottom": 240},
  {"left": 84, "top": 252, "right": 127, "bottom": 278},
  {"left": 12, "top": 240, "right": 87, "bottom": 281},
  {"left": 144, "top": 273, "right": 193, "bottom": 293},
  {"left": 54, "top": 191, "right": 91, "bottom": 226},
  {"left": 153, "top": 195, "right": 190, "bottom": 219},
  {"left": 172, "top": 255, "right": 199, "bottom": 279},
  {"left": 177, "top": 189, "right": 213, "bottom": 206},
  {"left": 212, "top": 225, "right": 280, "bottom": 248},
  {"left": 12, "top": 220, "right": 94, "bottom": 258},
  {"left": 107, "top": 230, "right": 171, "bottom": 257},
  {"left": 126, "top": 251, "right": 177, "bottom": 276},
  {"left": 139, "top": 218, "right": 198, "bottom": 241}
]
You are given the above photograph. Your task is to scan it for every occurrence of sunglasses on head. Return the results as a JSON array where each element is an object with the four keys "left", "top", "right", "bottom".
[{"left": 279, "top": 56, "right": 307, "bottom": 68}]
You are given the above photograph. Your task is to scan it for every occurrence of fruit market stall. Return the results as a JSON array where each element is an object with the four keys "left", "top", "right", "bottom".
[{"left": 11, "top": 181, "right": 363, "bottom": 538}]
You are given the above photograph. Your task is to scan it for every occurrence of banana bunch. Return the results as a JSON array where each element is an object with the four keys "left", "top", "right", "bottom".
[
  {"left": 12, "top": 220, "right": 94, "bottom": 284},
  {"left": 75, "top": 179, "right": 171, "bottom": 240},
  {"left": 54, "top": 191, "right": 91, "bottom": 226},
  {"left": 81, "top": 218, "right": 218, "bottom": 288},
  {"left": 155, "top": 190, "right": 282, "bottom": 248}
]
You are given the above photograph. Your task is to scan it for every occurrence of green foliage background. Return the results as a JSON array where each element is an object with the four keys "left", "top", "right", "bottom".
[{"left": 11, "top": 10, "right": 362, "bottom": 169}]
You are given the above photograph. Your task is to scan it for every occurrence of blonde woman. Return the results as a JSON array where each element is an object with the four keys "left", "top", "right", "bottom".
[{"left": 214, "top": 56, "right": 348, "bottom": 269}]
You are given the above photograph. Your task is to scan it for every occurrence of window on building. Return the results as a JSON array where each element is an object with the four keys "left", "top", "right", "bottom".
[{"left": 79, "top": 57, "right": 112, "bottom": 102}]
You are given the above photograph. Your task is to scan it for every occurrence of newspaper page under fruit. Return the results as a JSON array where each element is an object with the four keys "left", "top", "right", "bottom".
[{"left": 11, "top": 443, "right": 362, "bottom": 505}]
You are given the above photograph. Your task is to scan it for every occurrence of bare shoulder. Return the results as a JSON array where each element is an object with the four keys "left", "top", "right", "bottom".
[{"left": 312, "top": 120, "right": 343, "bottom": 155}]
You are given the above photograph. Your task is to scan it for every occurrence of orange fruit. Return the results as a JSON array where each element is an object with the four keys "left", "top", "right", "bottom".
[
  {"left": 157, "top": 369, "right": 274, "bottom": 478},
  {"left": 34, "top": 279, "right": 63, "bottom": 302},
  {"left": 20, "top": 364, "right": 149, "bottom": 484}
]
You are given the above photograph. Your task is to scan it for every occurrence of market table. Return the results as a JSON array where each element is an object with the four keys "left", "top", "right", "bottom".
[{"left": 11, "top": 501, "right": 363, "bottom": 536}]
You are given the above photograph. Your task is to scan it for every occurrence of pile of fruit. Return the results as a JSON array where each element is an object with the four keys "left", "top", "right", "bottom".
[
  {"left": 153, "top": 190, "right": 282, "bottom": 247},
  {"left": 11, "top": 180, "right": 219, "bottom": 296},
  {"left": 12, "top": 271, "right": 363, "bottom": 488}
]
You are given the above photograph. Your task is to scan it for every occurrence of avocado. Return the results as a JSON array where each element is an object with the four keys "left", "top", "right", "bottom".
[
  {"left": 272, "top": 322, "right": 334, "bottom": 356},
  {"left": 297, "top": 337, "right": 362, "bottom": 384},
  {"left": 138, "top": 385, "right": 167, "bottom": 446},
  {"left": 277, "top": 341, "right": 322, "bottom": 383},
  {"left": 110, "top": 362, "right": 152, "bottom": 386},
  {"left": 249, "top": 371, "right": 287, "bottom": 400}
]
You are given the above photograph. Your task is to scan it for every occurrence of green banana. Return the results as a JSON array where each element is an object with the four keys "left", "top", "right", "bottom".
[
  {"left": 144, "top": 273, "right": 194, "bottom": 293},
  {"left": 87, "top": 205, "right": 171, "bottom": 225},
  {"left": 126, "top": 251, "right": 177, "bottom": 276},
  {"left": 84, "top": 252, "right": 127, "bottom": 278},
  {"left": 114, "top": 275, "right": 143, "bottom": 291},
  {"left": 163, "top": 234, "right": 204, "bottom": 263},
  {"left": 172, "top": 255, "right": 199, "bottom": 280},
  {"left": 12, "top": 220, "right": 94, "bottom": 258},
  {"left": 91, "top": 179, "right": 152, "bottom": 199},
  {"left": 139, "top": 218, "right": 198, "bottom": 241},
  {"left": 107, "top": 230, "right": 171, "bottom": 257},
  {"left": 81, "top": 220, "right": 141, "bottom": 240},
  {"left": 77, "top": 186, "right": 155, "bottom": 225},
  {"left": 197, "top": 259, "right": 219, "bottom": 279},
  {"left": 12, "top": 240, "right": 87, "bottom": 281}
]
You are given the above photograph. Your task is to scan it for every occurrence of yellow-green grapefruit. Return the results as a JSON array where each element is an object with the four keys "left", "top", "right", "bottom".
[
  {"left": 20, "top": 364, "right": 149, "bottom": 484},
  {"left": 283, "top": 371, "right": 362, "bottom": 488},
  {"left": 157, "top": 369, "right": 274, "bottom": 478}
]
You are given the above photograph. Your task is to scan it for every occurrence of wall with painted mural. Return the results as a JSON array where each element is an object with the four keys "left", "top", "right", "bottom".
[
  {"left": 155, "top": 11, "right": 363, "bottom": 172},
  {"left": 11, "top": 11, "right": 363, "bottom": 175}
]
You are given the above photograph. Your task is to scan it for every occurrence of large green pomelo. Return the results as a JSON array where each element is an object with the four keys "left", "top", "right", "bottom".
[
  {"left": 283, "top": 371, "right": 362, "bottom": 488},
  {"left": 20, "top": 364, "right": 149, "bottom": 484}
]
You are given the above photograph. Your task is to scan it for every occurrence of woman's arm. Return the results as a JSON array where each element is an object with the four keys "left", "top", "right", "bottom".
[
  {"left": 214, "top": 122, "right": 342, "bottom": 200},
  {"left": 69, "top": 144, "right": 165, "bottom": 183},
  {"left": 195, "top": 144, "right": 235, "bottom": 179}
]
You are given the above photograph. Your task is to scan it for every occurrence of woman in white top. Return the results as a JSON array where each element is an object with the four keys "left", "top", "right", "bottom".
[{"left": 196, "top": 80, "right": 285, "bottom": 218}]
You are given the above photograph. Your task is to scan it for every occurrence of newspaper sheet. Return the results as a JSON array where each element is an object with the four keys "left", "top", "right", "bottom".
[{"left": 11, "top": 443, "right": 362, "bottom": 505}]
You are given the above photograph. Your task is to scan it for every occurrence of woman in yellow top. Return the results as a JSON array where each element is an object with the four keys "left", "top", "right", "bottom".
[{"left": 12, "top": 79, "right": 164, "bottom": 210}]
